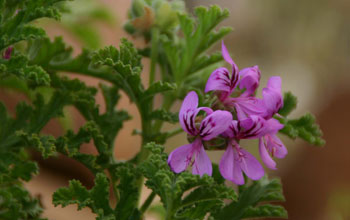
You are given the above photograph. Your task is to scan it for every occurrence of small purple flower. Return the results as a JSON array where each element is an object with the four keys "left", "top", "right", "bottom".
[
  {"left": 259, "top": 118, "right": 287, "bottom": 170},
  {"left": 205, "top": 41, "right": 264, "bottom": 119},
  {"left": 168, "top": 91, "right": 232, "bottom": 176},
  {"left": 258, "top": 77, "right": 287, "bottom": 169},
  {"left": 2, "top": 47, "right": 13, "bottom": 60},
  {"left": 219, "top": 116, "right": 266, "bottom": 185}
]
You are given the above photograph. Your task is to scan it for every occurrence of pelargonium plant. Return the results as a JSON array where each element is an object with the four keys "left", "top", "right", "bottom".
[{"left": 0, "top": 0, "right": 324, "bottom": 219}]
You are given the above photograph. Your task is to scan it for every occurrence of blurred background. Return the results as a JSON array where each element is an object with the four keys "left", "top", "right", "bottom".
[{"left": 2, "top": 0, "right": 349, "bottom": 219}]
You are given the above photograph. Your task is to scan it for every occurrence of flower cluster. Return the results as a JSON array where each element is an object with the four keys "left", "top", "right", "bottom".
[{"left": 168, "top": 42, "right": 287, "bottom": 185}]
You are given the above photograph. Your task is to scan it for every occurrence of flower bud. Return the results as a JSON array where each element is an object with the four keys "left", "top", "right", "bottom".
[
  {"left": 2, "top": 47, "right": 13, "bottom": 60},
  {"left": 130, "top": 0, "right": 148, "bottom": 18},
  {"left": 153, "top": 0, "right": 184, "bottom": 29},
  {"left": 125, "top": 0, "right": 185, "bottom": 38}
]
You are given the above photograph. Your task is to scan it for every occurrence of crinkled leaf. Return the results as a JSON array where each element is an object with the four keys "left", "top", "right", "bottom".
[
  {"left": 0, "top": 54, "right": 50, "bottom": 87},
  {"left": 53, "top": 179, "right": 91, "bottom": 210},
  {"left": 278, "top": 113, "right": 325, "bottom": 146},
  {"left": 279, "top": 92, "right": 297, "bottom": 117},
  {"left": 0, "top": 184, "right": 43, "bottom": 219},
  {"left": 17, "top": 131, "right": 56, "bottom": 159},
  {"left": 149, "top": 109, "right": 178, "bottom": 123},
  {"left": 53, "top": 173, "right": 114, "bottom": 219},
  {"left": 143, "top": 81, "right": 176, "bottom": 100},
  {"left": 242, "top": 204, "right": 288, "bottom": 219},
  {"left": 114, "top": 163, "right": 140, "bottom": 219},
  {"left": 92, "top": 39, "right": 143, "bottom": 102},
  {"left": 0, "top": 0, "right": 67, "bottom": 50},
  {"left": 212, "top": 176, "right": 286, "bottom": 220}
]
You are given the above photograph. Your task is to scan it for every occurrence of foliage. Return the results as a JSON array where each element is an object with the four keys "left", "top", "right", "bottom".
[
  {"left": 278, "top": 92, "right": 325, "bottom": 146},
  {"left": 140, "top": 143, "right": 237, "bottom": 220},
  {"left": 0, "top": 0, "right": 324, "bottom": 219},
  {"left": 53, "top": 173, "right": 115, "bottom": 220},
  {"left": 212, "top": 176, "right": 287, "bottom": 220}
]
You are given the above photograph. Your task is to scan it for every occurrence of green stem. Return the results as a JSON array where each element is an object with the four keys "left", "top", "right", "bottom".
[
  {"left": 149, "top": 28, "right": 159, "bottom": 87},
  {"left": 166, "top": 127, "right": 183, "bottom": 139},
  {"left": 153, "top": 93, "right": 175, "bottom": 132},
  {"left": 140, "top": 191, "right": 156, "bottom": 214}
]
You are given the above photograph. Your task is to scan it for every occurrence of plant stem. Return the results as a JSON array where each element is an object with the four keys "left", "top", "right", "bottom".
[
  {"left": 140, "top": 191, "right": 156, "bottom": 214},
  {"left": 153, "top": 93, "right": 175, "bottom": 132},
  {"left": 149, "top": 28, "right": 159, "bottom": 87},
  {"left": 166, "top": 127, "right": 183, "bottom": 139}
]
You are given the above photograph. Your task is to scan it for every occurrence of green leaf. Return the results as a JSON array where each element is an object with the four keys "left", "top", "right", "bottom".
[
  {"left": 52, "top": 179, "right": 91, "bottom": 210},
  {"left": 54, "top": 122, "right": 108, "bottom": 171},
  {"left": 149, "top": 109, "right": 178, "bottom": 123},
  {"left": 114, "top": 163, "right": 140, "bottom": 219},
  {"left": 0, "top": 0, "right": 67, "bottom": 50},
  {"left": 0, "top": 150, "right": 43, "bottom": 219},
  {"left": 0, "top": 184, "right": 43, "bottom": 219},
  {"left": 0, "top": 26, "right": 46, "bottom": 50},
  {"left": 100, "top": 84, "right": 120, "bottom": 114},
  {"left": 92, "top": 39, "right": 144, "bottom": 102},
  {"left": 140, "top": 142, "right": 237, "bottom": 219},
  {"left": 143, "top": 81, "right": 176, "bottom": 101},
  {"left": 161, "top": 5, "right": 231, "bottom": 85},
  {"left": 278, "top": 113, "right": 325, "bottom": 146},
  {"left": 17, "top": 121, "right": 115, "bottom": 173},
  {"left": 279, "top": 92, "right": 297, "bottom": 117},
  {"left": 90, "top": 173, "right": 113, "bottom": 215},
  {"left": 16, "top": 131, "right": 56, "bottom": 159},
  {"left": 189, "top": 52, "right": 223, "bottom": 75},
  {"left": 0, "top": 54, "right": 50, "bottom": 87},
  {"left": 53, "top": 173, "right": 114, "bottom": 219},
  {"left": 27, "top": 37, "right": 73, "bottom": 69},
  {"left": 242, "top": 204, "right": 288, "bottom": 219},
  {"left": 212, "top": 176, "right": 286, "bottom": 220},
  {"left": 0, "top": 151, "right": 38, "bottom": 181}
]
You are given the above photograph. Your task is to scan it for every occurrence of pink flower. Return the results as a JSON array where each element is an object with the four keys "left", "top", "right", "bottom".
[
  {"left": 168, "top": 91, "right": 232, "bottom": 176},
  {"left": 219, "top": 116, "right": 266, "bottom": 185},
  {"left": 2, "top": 47, "right": 13, "bottom": 60},
  {"left": 205, "top": 41, "right": 264, "bottom": 119},
  {"left": 258, "top": 77, "right": 287, "bottom": 169}
]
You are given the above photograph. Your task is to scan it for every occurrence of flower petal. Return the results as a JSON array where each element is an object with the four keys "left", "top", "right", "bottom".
[
  {"left": 238, "top": 115, "right": 266, "bottom": 139},
  {"left": 267, "top": 76, "right": 282, "bottom": 91},
  {"left": 237, "top": 147, "right": 264, "bottom": 181},
  {"left": 204, "top": 67, "right": 239, "bottom": 96},
  {"left": 259, "top": 137, "right": 277, "bottom": 170},
  {"left": 222, "top": 120, "right": 239, "bottom": 138},
  {"left": 221, "top": 41, "right": 234, "bottom": 66},
  {"left": 221, "top": 41, "right": 239, "bottom": 90},
  {"left": 180, "top": 91, "right": 198, "bottom": 112},
  {"left": 268, "top": 134, "right": 287, "bottom": 159},
  {"left": 219, "top": 144, "right": 234, "bottom": 180},
  {"left": 232, "top": 97, "right": 266, "bottom": 120},
  {"left": 168, "top": 143, "right": 194, "bottom": 173},
  {"left": 262, "top": 76, "right": 283, "bottom": 119},
  {"left": 205, "top": 67, "right": 232, "bottom": 93},
  {"left": 199, "top": 110, "right": 233, "bottom": 140},
  {"left": 239, "top": 65, "right": 261, "bottom": 97},
  {"left": 192, "top": 143, "right": 212, "bottom": 176},
  {"left": 196, "top": 107, "right": 213, "bottom": 115},
  {"left": 219, "top": 144, "right": 244, "bottom": 185},
  {"left": 264, "top": 118, "right": 284, "bottom": 134},
  {"left": 179, "top": 91, "right": 199, "bottom": 135}
]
